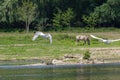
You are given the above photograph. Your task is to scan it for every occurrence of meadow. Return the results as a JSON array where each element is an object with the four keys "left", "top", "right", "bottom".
[{"left": 0, "top": 28, "right": 120, "bottom": 65}]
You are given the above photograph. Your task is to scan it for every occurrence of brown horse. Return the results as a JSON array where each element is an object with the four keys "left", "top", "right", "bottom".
[{"left": 76, "top": 35, "right": 90, "bottom": 45}]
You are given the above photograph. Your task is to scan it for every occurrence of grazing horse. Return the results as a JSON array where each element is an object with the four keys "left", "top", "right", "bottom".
[
  {"left": 76, "top": 35, "right": 90, "bottom": 45},
  {"left": 32, "top": 31, "right": 52, "bottom": 44}
]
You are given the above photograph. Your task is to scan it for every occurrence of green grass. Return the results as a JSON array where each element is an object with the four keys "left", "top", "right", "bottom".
[{"left": 0, "top": 29, "right": 120, "bottom": 61}]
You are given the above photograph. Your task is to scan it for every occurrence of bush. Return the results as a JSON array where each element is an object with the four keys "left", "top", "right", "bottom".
[
  {"left": 53, "top": 8, "right": 75, "bottom": 31},
  {"left": 83, "top": 50, "right": 91, "bottom": 60}
]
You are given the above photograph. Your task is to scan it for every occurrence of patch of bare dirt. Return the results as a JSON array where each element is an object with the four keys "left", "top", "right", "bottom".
[{"left": 51, "top": 47, "right": 120, "bottom": 65}]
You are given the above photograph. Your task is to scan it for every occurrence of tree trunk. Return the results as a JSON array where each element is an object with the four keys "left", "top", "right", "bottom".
[{"left": 26, "top": 20, "right": 29, "bottom": 33}]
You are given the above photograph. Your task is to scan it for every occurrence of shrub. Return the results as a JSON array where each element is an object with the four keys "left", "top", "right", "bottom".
[
  {"left": 53, "top": 8, "right": 75, "bottom": 31},
  {"left": 83, "top": 50, "right": 91, "bottom": 60}
]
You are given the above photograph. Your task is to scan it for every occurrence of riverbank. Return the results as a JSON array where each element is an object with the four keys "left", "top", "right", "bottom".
[
  {"left": 51, "top": 47, "right": 120, "bottom": 65},
  {"left": 1, "top": 47, "right": 119, "bottom": 66},
  {"left": 0, "top": 32, "right": 120, "bottom": 65}
]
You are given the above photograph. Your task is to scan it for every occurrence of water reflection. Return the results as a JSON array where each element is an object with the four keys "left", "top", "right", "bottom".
[{"left": 0, "top": 63, "right": 120, "bottom": 80}]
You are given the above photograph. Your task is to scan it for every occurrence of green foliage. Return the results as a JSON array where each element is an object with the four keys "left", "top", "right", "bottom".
[
  {"left": 62, "top": 8, "right": 75, "bottom": 28},
  {"left": 35, "top": 18, "right": 49, "bottom": 31},
  {"left": 0, "top": 0, "right": 18, "bottom": 23},
  {"left": 87, "top": 0, "right": 120, "bottom": 26},
  {"left": 83, "top": 50, "right": 91, "bottom": 60},
  {"left": 53, "top": 8, "right": 75, "bottom": 30},
  {"left": 0, "top": 0, "right": 120, "bottom": 31},
  {"left": 17, "top": 1, "right": 38, "bottom": 33},
  {"left": 82, "top": 12, "right": 99, "bottom": 27},
  {"left": 107, "top": 0, "right": 120, "bottom": 22},
  {"left": 53, "top": 8, "right": 63, "bottom": 30}
]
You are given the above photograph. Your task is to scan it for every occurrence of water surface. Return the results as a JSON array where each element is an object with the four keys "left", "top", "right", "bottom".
[{"left": 0, "top": 63, "right": 120, "bottom": 80}]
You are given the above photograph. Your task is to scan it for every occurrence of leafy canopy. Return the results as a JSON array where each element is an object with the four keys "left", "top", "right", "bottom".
[{"left": 17, "top": 0, "right": 38, "bottom": 33}]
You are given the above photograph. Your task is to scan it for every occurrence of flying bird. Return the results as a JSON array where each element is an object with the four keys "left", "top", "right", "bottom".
[
  {"left": 90, "top": 35, "right": 120, "bottom": 44},
  {"left": 32, "top": 31, "right": 52, "bottom": 44}
]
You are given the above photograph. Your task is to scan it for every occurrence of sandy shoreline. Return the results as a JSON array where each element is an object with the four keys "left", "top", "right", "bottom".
[
  {"left": 21, "top": 47, "right": 120, "bottom": 66},
  {"left": 0, "top": 47, "right": 120, "bottom": 66}
]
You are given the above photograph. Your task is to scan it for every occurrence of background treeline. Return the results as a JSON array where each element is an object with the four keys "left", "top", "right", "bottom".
[{"left": 0, "top": 0, "right": 120, "bottom": 32}]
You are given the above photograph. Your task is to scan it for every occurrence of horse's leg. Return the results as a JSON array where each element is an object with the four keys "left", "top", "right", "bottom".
[
  {"left": 76, "top": 39, "right": 79, "bottom": 45},
  {"left": 87, "top": 39, "right": 90, "bottom": 45},
  {"left": 83, "top": 40, "right": 86, "bottom": 45}
]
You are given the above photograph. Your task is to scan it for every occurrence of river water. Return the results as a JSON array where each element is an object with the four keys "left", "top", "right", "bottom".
[{"left": 0, "top": 63, "right": 120, "bottom": 80}]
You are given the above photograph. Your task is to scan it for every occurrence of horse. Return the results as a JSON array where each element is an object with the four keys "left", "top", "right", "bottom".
[
  {"left": 32, "top": 31, "right": 52, "bottom": 44},
  {"left": 76, "top": 35, "right": 90, "bottom": 45}
]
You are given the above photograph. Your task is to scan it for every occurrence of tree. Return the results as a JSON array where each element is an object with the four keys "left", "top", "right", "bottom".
[
  {"left": 17, "top": 1, "right": 38, "bottom": 33},
  {"left": 86, "top": 0, "right": 120, "bottom": 27},
  {"left": 53, "top": 8, "right": 75, "bottom": 30},
  {"left": 82, "top": 11, "right": 99, "bottom": 27},
  {"left": 35, "top": 18, "right": 49, "bottom": 31},
  {"left": 62, "top": 8, "right": 75, "bottom": 28},
  {"left": 53, "top": 8, "right": 63, "bottom": 30},
  {"left": 0, "top": 0, "right": 18, "bottom": 23}
]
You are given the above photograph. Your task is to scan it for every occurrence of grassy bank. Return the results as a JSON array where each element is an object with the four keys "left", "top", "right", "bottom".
[{"left": 0, "top": 28, "right": 120, "bottom": 65}]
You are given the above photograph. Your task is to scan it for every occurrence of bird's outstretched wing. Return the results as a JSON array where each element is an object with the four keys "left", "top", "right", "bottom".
[
  {"left": 32, "top": 31, "right": 52, "bottom": 44},
  {"left": 32, "top": 34, "right": 39, "bottom": 41},
  {"left": 90, "top": 35, "right": 106, "bottom": 41},
  {"left": 109, "top": 39, "right": 120, "bottom": 42},
  {"left": 90, "top": 34, "right": 120, "bottom": 43}
]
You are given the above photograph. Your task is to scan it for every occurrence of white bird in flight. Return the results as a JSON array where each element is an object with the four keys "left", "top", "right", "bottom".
[
  {"left": 32, "top": 31, "right": 52, "bottom": 44},
  {"left": 90, "top": 34, "right": 120, "bottom": 44}
]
